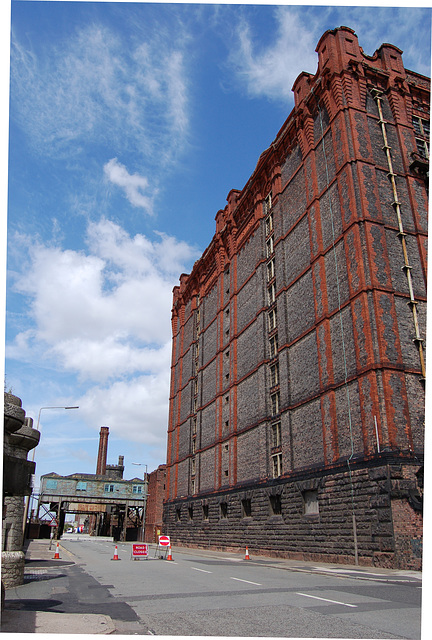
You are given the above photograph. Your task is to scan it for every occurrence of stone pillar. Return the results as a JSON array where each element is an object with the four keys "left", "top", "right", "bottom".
[{"left": 2, "top": 393, "right": 40, "bottom": 590}]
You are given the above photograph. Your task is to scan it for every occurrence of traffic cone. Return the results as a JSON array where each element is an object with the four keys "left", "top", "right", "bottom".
[
  {"left": 245, "top": 546, "right": 250, "bottom": 560},
  {"left": 53, "top": 542, "right": 61, "bottom": 559},
  {"left": 166, "top": 544, "right": 173, "bottom": 561},
  {"left": 111, "top": 545, "right": 120, "bottom": 561}
]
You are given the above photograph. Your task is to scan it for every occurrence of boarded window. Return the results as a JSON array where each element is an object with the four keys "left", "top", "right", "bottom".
[{"left": 303, "top": 489, "right": 319, "bottom": 515}]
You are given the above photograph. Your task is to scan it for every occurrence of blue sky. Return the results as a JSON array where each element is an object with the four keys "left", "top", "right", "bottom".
[{"left": 3, "top": 1, "right": 431, "bottom": 489}]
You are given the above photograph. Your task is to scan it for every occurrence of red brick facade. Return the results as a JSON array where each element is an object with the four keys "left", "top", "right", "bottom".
[
  {"left": 163, "top": 27, "right": 428, "bottom": 569},
  {"left": 144, "top": 465, "right": 166, "bottom": 543}
]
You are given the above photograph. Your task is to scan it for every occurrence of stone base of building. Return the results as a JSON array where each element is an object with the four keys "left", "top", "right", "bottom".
[
  {"left": 1, "top": 551, "right": 25, "bottom": 589},
  {"left": 163, "top": 456, "right": 423, "bottom": 571}
]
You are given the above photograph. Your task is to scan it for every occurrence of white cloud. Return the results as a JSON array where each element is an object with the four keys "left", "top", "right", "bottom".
[
  {"left": 104, "top": 158, "right": 155, "bottom": 214},
  {"left": 78, "top": 374, "right": 171, "bottom": 446},
  {"left": 8, "top": 218, "right": 200, "bottom": 382},
  {"left": 7, "top": 218, "right": 199, "bottom": 452},
  {"left": 229, "top": 6, "right": 431, "bottom": 103},
  {"left": 10, "top": 23, "right": 190, "bottom": 164},
  {"left": 230, "top": 7, "right": 318, "bottom": 103}
]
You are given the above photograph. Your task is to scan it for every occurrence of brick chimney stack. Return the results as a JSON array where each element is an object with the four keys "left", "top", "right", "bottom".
[{"left": 96, "top": 426, "right": 109, "bottom": 475}]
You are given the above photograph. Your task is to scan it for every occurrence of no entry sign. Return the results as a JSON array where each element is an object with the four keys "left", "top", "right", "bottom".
[{"left": 158, "top": 535, "right": 170, "bottom": 547}]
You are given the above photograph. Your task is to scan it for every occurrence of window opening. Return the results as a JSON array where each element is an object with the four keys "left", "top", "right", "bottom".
[
  {"left": 270, "top": 363, "right": 279, "bottom": 387},
  {"left": 241, "top": 498, "right": 252, "bottom": 518},
  {"left": 265, "top": 213, "right": 274, "bottom": 236},
  {"left": 303, "top": 489, "right": 319, "bottom": 515},
  {"left": 272, "top": 453, "right": 282, "bottom": 478},
  {"left": 266, "top": 236, "right": 274, "bottom": 258},
  {"left": 267, "top": 282, "right": 276, "bottom": 305},
  {"left": 268, "top": 309, "right": 277, "bottom": 331},
  {"left": 264, "top": 192, "right": 272, "bottom": 215},
  {"left": 272, "top": 422, "right": 281, "bottom": 448},
  {"left": 220, "top": 502, "right": 228, "bottom": 518},
  {"left": 267, "top": 259, "right": 275, "bottom": 282},
  {"left": 269, "top": 334, "right": 278, "bottom": 358},
  {"left": 413, "top": 116, "right": 430, "bottom": 159},
  {"left": 269, "top": 494, "right": 282, "bottom": 515},
  {"left": 271, "top": 391, "right": 280, "bottom": 416}
]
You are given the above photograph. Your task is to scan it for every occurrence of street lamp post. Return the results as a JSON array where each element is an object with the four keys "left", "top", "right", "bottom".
[
  {"left": 23, "top": 405, "right": 79, "bottom": 539},
  {"left": 132, "top": 462, "right": 149, "bottom": 543}
]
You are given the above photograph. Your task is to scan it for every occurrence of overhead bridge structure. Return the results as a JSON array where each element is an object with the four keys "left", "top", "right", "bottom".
[{"left": 37, "top": 427, "right": 147, "bottom": 541}]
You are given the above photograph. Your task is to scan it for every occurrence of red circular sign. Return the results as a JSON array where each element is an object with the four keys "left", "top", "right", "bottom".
[{"left": 158, "top": 535, "right": 170, "bottom": 547}]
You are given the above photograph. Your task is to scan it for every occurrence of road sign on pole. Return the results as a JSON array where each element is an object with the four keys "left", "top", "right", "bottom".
[{"left": 158, "top": 535, "right": 170, "bottom": 547}]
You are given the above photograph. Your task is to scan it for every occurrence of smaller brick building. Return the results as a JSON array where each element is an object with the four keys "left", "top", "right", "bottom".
[{"left": 144, "top": 464, "right": 167, "bottom": 542}]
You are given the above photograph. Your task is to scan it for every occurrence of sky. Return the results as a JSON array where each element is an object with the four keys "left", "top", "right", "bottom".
[{"left": 2, "top": 1, "right": 431, "bottom": 492}]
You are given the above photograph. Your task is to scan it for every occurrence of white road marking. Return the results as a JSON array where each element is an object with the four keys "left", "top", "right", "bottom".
[
  {"left": 315, "top": 567, "right": 383, "bottom": 577},
  {"left": 223, "top": 557, "right": 242, "bottom": 562},
  {"left": 296, "top": 592, "right": 357, "bottom": 608},
  {"left": 192, "top": 567, "right": 212, "bottom": 573},
  {"left": 231, "top": 577, "right": 262, "bottom": 586}
]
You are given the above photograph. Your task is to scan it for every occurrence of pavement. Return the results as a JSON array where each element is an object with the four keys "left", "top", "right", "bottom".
[{"left": 1, "top": 538, "right": 116, "bottom": 635}]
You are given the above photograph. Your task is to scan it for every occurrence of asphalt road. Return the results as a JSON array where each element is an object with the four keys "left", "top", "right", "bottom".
[{"left": 55, "top": 539, "right": 422, "bottom": 638}]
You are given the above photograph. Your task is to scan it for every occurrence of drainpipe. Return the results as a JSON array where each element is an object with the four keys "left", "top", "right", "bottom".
[{"left": 371, "top": 89, "right": 426, "bottom": 380}]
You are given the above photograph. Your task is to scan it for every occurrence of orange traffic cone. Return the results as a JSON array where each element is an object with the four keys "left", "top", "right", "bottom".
[
  {"left": 53, "top": 542, "right": 60, "bottom": 559},
  {"left": 245, "top": 546, "right": 250, "bottom": 560},
  {"left": 166, "top": 544, "right": 173, "bottom": 561},
  {"left": 111, "top": 545, "right": 120, "bottom": 561}
]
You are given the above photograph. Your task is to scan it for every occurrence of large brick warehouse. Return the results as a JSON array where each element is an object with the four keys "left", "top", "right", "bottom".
[{"left": 163, "top": 26, "right": 428, "bottom": 570}]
